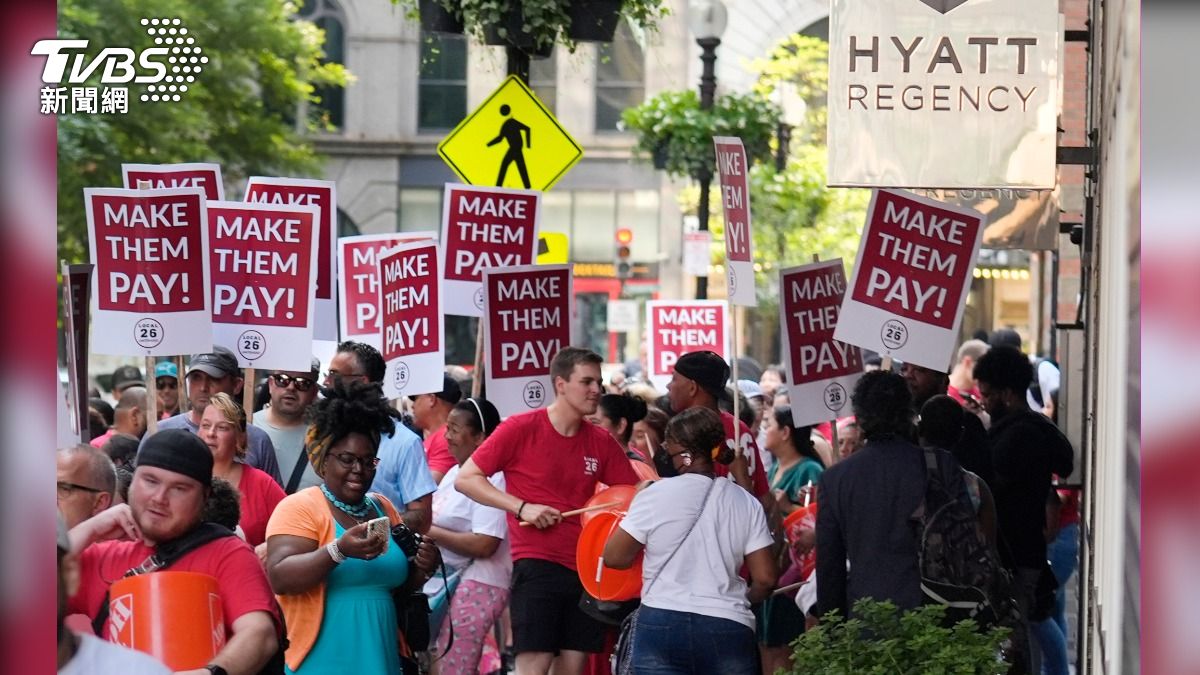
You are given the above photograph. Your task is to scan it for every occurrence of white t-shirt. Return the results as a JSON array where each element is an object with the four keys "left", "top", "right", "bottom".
[
  {"left": 60, "top": 633, "right": 172, "bottom": 675},
  {"left": 429, "top": 464, "right": 512, "bottom": 589},
  {"left": 619, "top": 474, "right": 774, "bottom": 628}
]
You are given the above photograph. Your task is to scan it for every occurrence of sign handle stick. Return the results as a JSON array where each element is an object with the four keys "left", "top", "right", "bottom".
[
  {"left": 881, "top": 356, "right": 893, "bottom": 371},
  {"left": 731, "top": 304, "right": 740, "bottom": 463},
  {"left": 244, "top": 368, "right": 256, "bottom": 417},
  {"left": 472, "top": 320, "right": 485, "bottom": 398},
  {"left": 144, "top": 357, "right": 159, "bottom": 435},
  {"left": 176, "top": 355, "right": 189, "bottom": 413},
  {"left": 829, "top": 422, "right": 840, "bottom": 464}
]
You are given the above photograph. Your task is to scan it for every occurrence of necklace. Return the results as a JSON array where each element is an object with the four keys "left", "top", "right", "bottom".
[{"left": 321, "top": 484, "right": 374, "bottom": 519}]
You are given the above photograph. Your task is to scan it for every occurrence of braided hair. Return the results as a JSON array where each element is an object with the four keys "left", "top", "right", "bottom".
[{"left": 305, "top": 380, "right": 401, "bottom": 474}]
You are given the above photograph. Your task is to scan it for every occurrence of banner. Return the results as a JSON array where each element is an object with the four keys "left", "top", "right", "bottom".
[
  {"left": 645, "top": 300, "right": 731, "bottom": 391},
  {"left": 62, "top": 263, "right": 93, "bottom": 440},
  {"left": 683, "top": 230, "right": 712, "bottom": 277},
  {"left": 85, "top": 187, "right": 212, "bottom": 356},
  {"left": 206, "top": 201, "right": 319, "bottom": 370},
  {"left": 483, "top": 264, "right": 572, "bottom": 419},
  {"left": 379, "top": 241, "right": 444, "bottom": 399},
  {"left": 779, "top": 260, "right": 863, "bottom": 427},
  {"left": 122, "top": 162, "right": 224, "bottom": 201},
  {"left": 441, "top": 183, "right": 541, "bottom": 317},
  {"left": 835, "top": 189, "right": 984, "bottom": 370},
  {"left": 243, "top": 177, "right": 338, "bottom": 340},
  {"left": 338, "top": 232, "right": 437, "bottom": 348},
  {"left": 713, "top": 137, "right": 755, "bottom": 306}
]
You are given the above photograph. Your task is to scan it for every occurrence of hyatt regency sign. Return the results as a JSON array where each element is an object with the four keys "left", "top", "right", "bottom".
[{"left": 828, "top": 0, "right": 1059, "bottom": 189}]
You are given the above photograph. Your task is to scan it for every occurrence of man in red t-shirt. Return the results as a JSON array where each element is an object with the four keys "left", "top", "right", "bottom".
[
  {"left": 408, "top": 372, "right": 462, "bottom": 483},
  {"left": 666, "top": 350, "right": 769, "bottom": 498},
  {"left": 457, "top": 347, "right": 640, "bottom": 675},
  {"left": 66, "top": 429, "right": 282, "bottom": 675}
]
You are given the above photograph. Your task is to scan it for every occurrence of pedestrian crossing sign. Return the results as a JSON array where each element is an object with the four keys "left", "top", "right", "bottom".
[{"left": 438, "top": 75, "right": 584, "bottom": 192}]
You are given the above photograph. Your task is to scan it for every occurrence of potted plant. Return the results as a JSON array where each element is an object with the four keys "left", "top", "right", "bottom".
[
  {"left": 566, "top": 0, "right": 623, "bottom": 42},
  {"left": 622, "top": 89, "right": 782, "bottom": 180},
  {"left": 417, "top": 0, "right": 463, "bottom": 34}
]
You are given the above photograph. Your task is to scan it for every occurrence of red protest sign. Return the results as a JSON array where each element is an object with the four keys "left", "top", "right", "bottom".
[
  {"left": 836, "top": 189, "right": 984, "bottom": 370},
  {"left": 207, "top": 201, "right": 319, "bottom": 369},
  {"left": 645, "top": 300, "right": 730, "bottom": 391},
  {"left": 483, "top": 264, "right": 571, "bottom": 418},
  {"left": 379, "top": 241, "right": 444, "bottom": 398},
  {"left": 338, "top": 233, "right": 437, "bottom": 348},
  {"left": 441, "top": 184, "right": 541, "bottom": 317},
  {"left": 714, "top": 137, "right": 755, "bottom": 306},
  {"left": 244, "top": 177, "right": 337, "bottom": 340},
  {"left": 85, "top": 187, "right": 212, "bottom": 356},
  {"left": 122, "top": 163, "right": 224, "bottom": 201},
  {"left": 779, "top": 261, "right": 863, "bottom": 426}
]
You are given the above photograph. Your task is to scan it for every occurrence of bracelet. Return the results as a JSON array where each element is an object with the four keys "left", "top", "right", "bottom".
[
  {"left": 517, "top": 501, "right": 528, "bottom": 521},
  {"left": 326, "top": 541, "right": 346, "bottom": 564}
]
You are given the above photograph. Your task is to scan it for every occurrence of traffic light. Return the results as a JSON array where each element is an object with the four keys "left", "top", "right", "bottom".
[{"left": 614, "top": 228, "right": 633, "bottom": 280}]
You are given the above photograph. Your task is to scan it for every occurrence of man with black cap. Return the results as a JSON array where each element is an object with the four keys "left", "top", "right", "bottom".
[
  {"left": 409, "top": 372, "right": 463, "bottom": 483},
  {"left": 252, "top": 357, "right": 322, "bottom": 494},
  {"left": 66, "top": 430, "right": 282, "bottom": 675},
  {"left": 108, "top": 364, "right": 143, "bottom": 404},
  {"left": 141, "top": 346, "right": 282, "bottom": 486},
  {"left": 665, "top": 350, "right": 768, "bottom": 497}
]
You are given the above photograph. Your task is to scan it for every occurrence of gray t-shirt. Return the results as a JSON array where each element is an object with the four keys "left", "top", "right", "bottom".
[
  {"left": 60, "top": 633, "right": 172, "bottom": 675},
  {"left": 138, "top": 412, "right": 283, "bottom": 486},
  {"left": 252, "top": 409, "right": 320, "bottom": 493}
]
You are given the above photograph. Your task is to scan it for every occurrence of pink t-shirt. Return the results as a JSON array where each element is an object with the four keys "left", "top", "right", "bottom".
[{"left": 471, "top": 409, "right": 640, "bottom": 570}]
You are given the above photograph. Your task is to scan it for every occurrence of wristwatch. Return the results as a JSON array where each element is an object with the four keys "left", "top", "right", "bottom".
[{"left": 205, "top": 665, "right": 228, "bottom": 675}]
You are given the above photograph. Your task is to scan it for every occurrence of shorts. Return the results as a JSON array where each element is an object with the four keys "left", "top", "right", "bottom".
[{"left": 510, "top": 558, "right": 607, "bottom": 655}]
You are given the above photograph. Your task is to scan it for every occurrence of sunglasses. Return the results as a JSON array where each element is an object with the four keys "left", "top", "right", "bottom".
[
  {"left": 270, "top": 373, "right": 317, "bottom": 392},
  {"left": 156, "top": 378, "right": 178, "bottom": 390}
]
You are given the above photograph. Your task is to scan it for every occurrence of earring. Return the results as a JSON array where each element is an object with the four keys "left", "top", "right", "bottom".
[{"left": 682, "top": 454, "right": 692, "bottom": 466}]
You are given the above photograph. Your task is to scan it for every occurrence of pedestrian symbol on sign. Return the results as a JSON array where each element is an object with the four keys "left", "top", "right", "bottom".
[{"left": 488, "top": 104, "right": 532, "bottom": 189}]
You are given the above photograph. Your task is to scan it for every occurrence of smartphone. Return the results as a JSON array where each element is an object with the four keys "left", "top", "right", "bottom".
[{"left": 365, "top": 516, "right": 391, "bottom": 550}]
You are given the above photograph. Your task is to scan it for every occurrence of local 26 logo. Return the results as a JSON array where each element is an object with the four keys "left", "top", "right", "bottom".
[{"left": 32, "top": 18, "right": 205, "bottom": 103}]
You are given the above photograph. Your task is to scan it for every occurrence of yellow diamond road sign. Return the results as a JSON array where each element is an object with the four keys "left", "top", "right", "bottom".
[{"left": 438, "top": 75, "right": 584, "bottom": 192}]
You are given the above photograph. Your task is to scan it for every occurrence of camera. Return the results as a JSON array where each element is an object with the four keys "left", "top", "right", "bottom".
[{"left": 390, "top": 521, "right": 423, "bottom": 559}]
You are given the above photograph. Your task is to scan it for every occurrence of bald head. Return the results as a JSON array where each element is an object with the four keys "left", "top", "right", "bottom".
[
  {"left": 950, "top": 339, "right": 990, "bottom": 392},
  {"left": 113, "top": 386, "right": 149, "bottom": 437}
]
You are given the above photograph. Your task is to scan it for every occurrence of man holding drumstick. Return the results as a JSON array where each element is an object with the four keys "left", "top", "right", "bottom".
[{"left": 457, "top": 347, "right": 640, "bottom": 675}]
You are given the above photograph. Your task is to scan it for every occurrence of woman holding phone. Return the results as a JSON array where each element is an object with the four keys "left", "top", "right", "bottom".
[{"left": 265, "top": 380, "right": 438, "bottom": 674}]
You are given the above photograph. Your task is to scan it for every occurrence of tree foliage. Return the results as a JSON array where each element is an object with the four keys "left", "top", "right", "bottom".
[{"left": 56, "top": 0, "right": 350, "bottom": 263}]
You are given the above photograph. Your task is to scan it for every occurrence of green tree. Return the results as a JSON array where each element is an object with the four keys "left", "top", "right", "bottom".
[{"left": 56, "top": 0, "right": 350, "bottom": 263}]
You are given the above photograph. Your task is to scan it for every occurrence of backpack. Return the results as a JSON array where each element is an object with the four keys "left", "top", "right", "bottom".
[
  {"left": 1028, "top": 357, "right": 1058, "bottom": 408},
  {"left": 912, "top": 448, "right": 1020, "bottom": 631}
]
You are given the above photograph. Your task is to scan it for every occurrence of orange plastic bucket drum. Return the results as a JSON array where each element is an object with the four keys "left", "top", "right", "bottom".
[
  {"left": 107, "top": 571, "right": 225, "bottom": 670},
  {"left": 581, "top": 485, "right": 637, "bottom": 527},
  {"left": 577, "top": 511, "right": 643, "bottom": 601}
]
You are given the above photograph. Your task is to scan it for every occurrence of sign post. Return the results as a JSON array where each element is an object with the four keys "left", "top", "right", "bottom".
[{"left": 61, "top": 262, "right": 94, "bottom": 441}]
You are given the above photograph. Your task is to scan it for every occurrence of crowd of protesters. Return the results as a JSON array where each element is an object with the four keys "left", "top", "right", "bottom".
[{"left": 60, "top": 328, "right": 1076, "bottom": 675}]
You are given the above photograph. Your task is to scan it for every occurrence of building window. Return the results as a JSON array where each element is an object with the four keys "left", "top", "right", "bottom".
[
  {"left": 595, "top": 21, "right": 644, "bottom": 132},
  {"left": 617, "top": 190, "right": 659, "bottom": 260},
  {"left": 529, "top": 56, "right": 557, "bottom": 113},
  {"left": 296, "top": 0, "right": 346, "bottom": 129},
  {"left": 337, "top": 208, "right": 360, "bottom": 237},
  {"left": 572, "top": 191, "right": 617, "bottom": 261},
  {"left": 419, "top": 33, "right": 468, "bottom": 131},
  {"left": 399, "top": 189, "right": 443, "bottom": 233}
]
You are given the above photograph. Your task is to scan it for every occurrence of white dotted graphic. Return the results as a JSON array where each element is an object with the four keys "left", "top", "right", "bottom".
[{"left": 140, "top": 17, "right": 204, "bottom": 105}]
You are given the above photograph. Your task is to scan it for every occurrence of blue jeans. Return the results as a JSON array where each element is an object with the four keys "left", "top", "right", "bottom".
[{"left": 631, "top": 606, "right": 758, "bottom": 675}]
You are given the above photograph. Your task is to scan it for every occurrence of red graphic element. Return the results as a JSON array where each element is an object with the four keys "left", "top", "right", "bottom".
[
  {"left": 379, "top": 243, "right": 441, "bottom": 360},
  {"left": 443, "top": 186, "right": 539, "bottom": 282},
  {"left": 486, "top": 267, "right": 570, "bottom": 378}
]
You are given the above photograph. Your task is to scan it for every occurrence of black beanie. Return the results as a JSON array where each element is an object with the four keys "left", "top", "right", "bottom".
[
  {"left": 674, "top": 351, "right": 730, "bottom": 399},
  {"left": 136, "top": 429, "right": 213, "bottom": 488}
]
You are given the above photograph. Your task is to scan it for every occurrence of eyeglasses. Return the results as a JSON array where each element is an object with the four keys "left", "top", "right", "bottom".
[
  {"left": 325, "top": 369, "right": 367, "bottom": 383},
  {"left": 271, "top": 373, "right": 317, "bottom": 392},
  {"left": 329, "top": 453, "right": 381, "bottom": 471},
  {"left": 57, "top": 481, "right": 102, "bottom": 499}
]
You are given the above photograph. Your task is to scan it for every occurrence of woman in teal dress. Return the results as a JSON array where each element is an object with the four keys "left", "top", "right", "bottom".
[
  {"left": 756, "top": 404, "right": 826, "bottom": 674},
  {"left": 265, "top": 380, "right": 439, "bottom": 674}
]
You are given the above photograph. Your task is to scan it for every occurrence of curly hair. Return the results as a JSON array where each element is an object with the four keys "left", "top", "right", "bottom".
[
  {"left": 203, "top": 476, "right": 242, "bottom": 532},
  {"left": 917, "top": 395, "right": 964, "bottom": 449},
  {"left": 665, "top": 407, "right": 733, "bottom": 466},
  {"left": 851, "top": 370, "right": 915, "bottom": 441},
  {"left": 598, "top": 393, "right": 649, "bottom": 445},
  {"left": 305, "top": 380, "right": 401, "bottom": 474},
  {"left": 335, "top": 340, "right": 387, "bottom": 383},
  {"left": 770, "top": 405, "right": 824, "bottom": 468},
  {"left": 971, "top": 345, "right": 1033, "bottom": 396}
]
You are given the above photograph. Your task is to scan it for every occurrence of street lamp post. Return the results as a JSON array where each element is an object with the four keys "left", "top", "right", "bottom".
[
  {"left": 774, "top": 81, "right": 808, "bottom": 171},
  {"left": 689, "top": 0, "right": 726, "bottom": 300}
]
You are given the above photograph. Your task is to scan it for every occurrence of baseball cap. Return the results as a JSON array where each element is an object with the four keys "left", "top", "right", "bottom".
[
  {"left": 111, "top": 365, "right": 144, "bottom": 393},
  {"left": 154, "top": 361, "right": 178, "bottom": 381},
  {"left": 410, "top": 373, "right": 463, "bottom": 405},
  {"left": 737, "top": 379, "right": 764, "bottom": 399},
  {"left": 187, "top": 346, "right": 239, "bottom": 379},
  {"left": 674, "top": 351, "right": 730, "bottom": 399}
]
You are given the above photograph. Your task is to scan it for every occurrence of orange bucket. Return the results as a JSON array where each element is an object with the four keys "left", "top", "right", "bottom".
[
  {"left": 107, "top": 571, "right": 225, "bottom": 670},
  {"left": 577, "top": 511, "right": 643, "bottom": 601},
  {"left": 582, "top": 485, "right": 637, "bottom": 526}
]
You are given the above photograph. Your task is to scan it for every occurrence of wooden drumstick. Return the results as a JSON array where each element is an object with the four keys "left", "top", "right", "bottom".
[{"left": 518, "top": 501, "right": 622, "bottom": 526}]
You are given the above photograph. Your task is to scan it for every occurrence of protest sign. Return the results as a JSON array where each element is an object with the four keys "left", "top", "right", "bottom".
[
  {"left": 86, "top": 187, "right": 212, "bottom": 356},
  {"left": 243, "top": 177, "right": 338, "bottom": 340},
  {"left": 683, "top": 230, "right": 712, "bottom": 277},
  {"left": 441, "top": 183, "right": 541, "bottom": 317},
  {"left": 835, "top": 189, "right": 984, "bottom": 370},
  {"left": 379, "top": 241, "right": 444, "bottom": 399},
  {"left": 338, "top": 232, "right": 437, "bottom": 348},
  {"left": 206, "top": 201, "right": 319, "bottom": 370},
  {"left": 713, "top": 137, "right": 755, "bottom": 306},
  {"left": 645, "top": 300, "right": 731, "bottom": 391},
  {"left": 62, "top": 263, "right": 93, "bottom": 440},
  {"left": 779, "top": 260, "right": 863, "bottom": 427},
  {"left": 483, "top": 264, "right": 571, "bottom": 419},
  {"left": 122, "top": 163, "right": 224, "bottom": 201}
]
